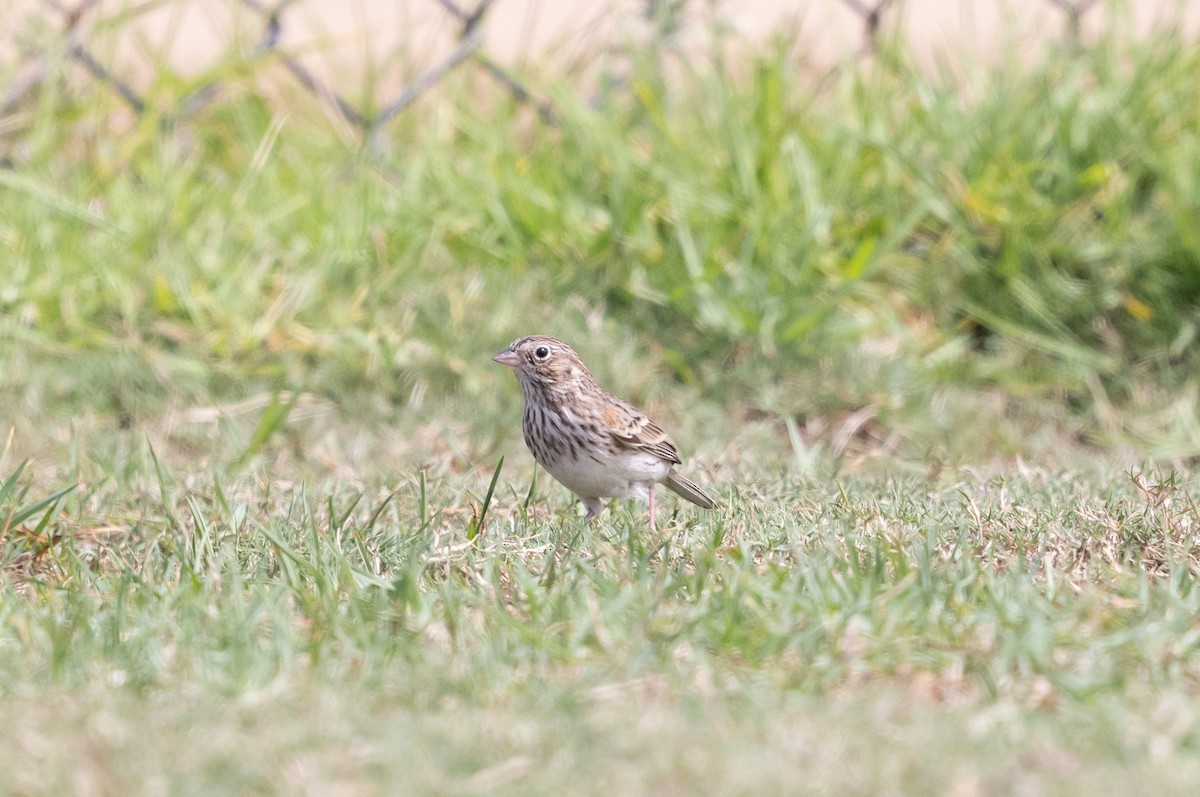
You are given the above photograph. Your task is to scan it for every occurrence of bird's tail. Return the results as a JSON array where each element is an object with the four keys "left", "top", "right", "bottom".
[{"left": 664, "top": 471, "right": 719, "bottom": 509}]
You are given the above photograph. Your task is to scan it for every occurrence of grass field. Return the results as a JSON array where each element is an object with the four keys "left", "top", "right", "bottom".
[{"left": 3, "top": 6, "right": 1200, "bottom": 794}]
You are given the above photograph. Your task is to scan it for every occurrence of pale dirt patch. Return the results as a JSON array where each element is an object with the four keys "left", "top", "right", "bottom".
[{"left": 6, "top": 0, "right": 1198, "bottom": 94}]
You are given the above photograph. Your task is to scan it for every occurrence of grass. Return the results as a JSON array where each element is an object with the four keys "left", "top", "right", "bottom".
[
  {"left": 3, "top": 1, "right": 1200, "bottom": 792},
  {"left": 3, "top": 442, "right": 1200, "bottom": 793},
  {"left": 4, "top": 11, "right": 1200, "bottom": 456}
]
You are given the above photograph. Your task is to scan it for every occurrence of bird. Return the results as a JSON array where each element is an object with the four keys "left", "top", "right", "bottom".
[{"left": 493, "top": 335, "right": 718, "bottom": 531}]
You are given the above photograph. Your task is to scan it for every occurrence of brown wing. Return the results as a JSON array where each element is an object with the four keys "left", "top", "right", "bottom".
[{"left": 601, "top": 395, "right": 682, "bottom": 465}]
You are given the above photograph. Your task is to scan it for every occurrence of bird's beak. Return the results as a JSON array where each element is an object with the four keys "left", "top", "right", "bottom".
[{"left": 493, "top": 349, "right": 521, "bottom": 367}]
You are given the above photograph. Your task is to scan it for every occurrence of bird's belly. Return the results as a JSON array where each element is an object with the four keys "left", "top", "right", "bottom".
[{"left": 540, "top": 449, "right": 670, "bottom": 501}]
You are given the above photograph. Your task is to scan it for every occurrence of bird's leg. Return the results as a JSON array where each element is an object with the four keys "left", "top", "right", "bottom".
[
  {"left": 648, "top": 485, "right": 656, "bottom": 532},
  {"left": 582, "top": 497, "right": 602, "bottom": 521}
]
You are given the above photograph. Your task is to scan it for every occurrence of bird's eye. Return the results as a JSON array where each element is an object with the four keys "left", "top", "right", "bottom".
[{"left": 534, "top": 346, "right": 550, "bottom": 360}]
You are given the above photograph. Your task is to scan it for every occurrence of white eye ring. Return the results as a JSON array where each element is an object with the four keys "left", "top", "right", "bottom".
[{"left": 534, "top": 346, "right": 550, "bottom": 360}]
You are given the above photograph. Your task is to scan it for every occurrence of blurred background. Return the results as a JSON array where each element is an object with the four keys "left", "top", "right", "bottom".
[
  {"left": 8, "top": 0, "right": 1200, "bottom": 78},
  {"left": 3, "top": 0, "right": 1200, "bottom": 478}
]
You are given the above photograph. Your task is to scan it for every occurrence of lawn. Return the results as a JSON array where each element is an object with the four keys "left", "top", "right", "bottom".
[{"left": 2, "top": 4, "right": 1200, "bottom": 794}]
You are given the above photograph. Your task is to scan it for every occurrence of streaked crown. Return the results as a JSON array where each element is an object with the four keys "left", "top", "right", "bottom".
[{"left": 493, "top": 335, "right": 598, "bottom": 396}]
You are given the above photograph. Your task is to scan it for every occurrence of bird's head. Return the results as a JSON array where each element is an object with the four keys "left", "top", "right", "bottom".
[{"left": 493, "top": 336, "right": 596, "bottom": 397}]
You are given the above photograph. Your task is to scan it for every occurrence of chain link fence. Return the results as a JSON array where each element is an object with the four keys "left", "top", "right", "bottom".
[{"left": 0, "top": 0, "right": 1170, "bottom": 140}]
